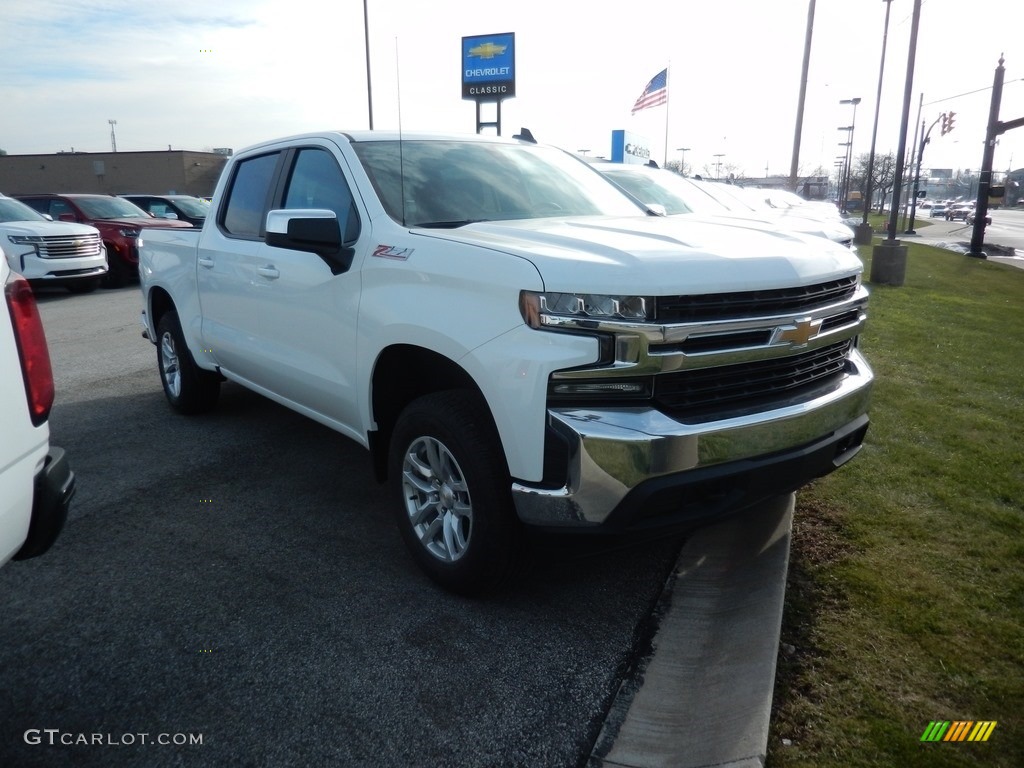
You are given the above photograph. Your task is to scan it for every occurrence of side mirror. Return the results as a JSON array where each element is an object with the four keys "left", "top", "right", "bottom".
[
  {"left": 265, "top": 208, "right": 351, "bottom": 274},
  {"left": 162, "top": 212, "right": 179, "bottom": 219}
]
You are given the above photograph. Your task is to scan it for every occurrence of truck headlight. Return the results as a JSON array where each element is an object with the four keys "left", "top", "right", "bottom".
[
  {"left": 119, "top": 228, "right": 141, "bottom": 238},
  {"left": 519, "top": 291, "right": 652, "bottom": 330}
]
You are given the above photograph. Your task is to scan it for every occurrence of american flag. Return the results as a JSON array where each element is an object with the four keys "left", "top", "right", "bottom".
[{"left": 631, "top": 69, "right": 668, "bottom": 114}]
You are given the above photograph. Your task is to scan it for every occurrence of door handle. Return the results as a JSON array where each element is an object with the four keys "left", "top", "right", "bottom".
[
  {"left": 198, "top": 257, "right": 214, "bottom": 268},
  {"left": 257, "top": 265, "right": 280, "bottom": 280}
]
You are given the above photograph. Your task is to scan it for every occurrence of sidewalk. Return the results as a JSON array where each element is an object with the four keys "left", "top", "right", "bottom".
[{"left": 590, "top": 495, "right": 794, "bottom": 768}]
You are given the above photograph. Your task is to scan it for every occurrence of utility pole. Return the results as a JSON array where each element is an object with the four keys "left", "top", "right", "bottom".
[{"left": 968, "top": 55, "right": 1024, "bottom": 257}]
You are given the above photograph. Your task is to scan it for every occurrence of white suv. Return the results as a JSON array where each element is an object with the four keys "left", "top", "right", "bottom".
[
  {"left": 1, "top": 193, "right": 107, "bottom": 293},
  {"left": 0, "top": 255, "right": 75, "bottom": 567}
]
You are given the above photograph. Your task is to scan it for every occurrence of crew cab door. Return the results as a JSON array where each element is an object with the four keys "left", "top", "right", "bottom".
[
  {"left": 249, "top": 145, "right": 364, "bottom": 436},
  {"left": 196, "top": 149, "right": 283, "bottom": 383}
]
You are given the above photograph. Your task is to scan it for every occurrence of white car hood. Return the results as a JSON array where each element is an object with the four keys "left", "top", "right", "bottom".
[
  {"left": 418, "top": 215, "right": 862, "bottom": 295},
  {"left": 0, "top": 220, "right": 98, "bottom": 238}
]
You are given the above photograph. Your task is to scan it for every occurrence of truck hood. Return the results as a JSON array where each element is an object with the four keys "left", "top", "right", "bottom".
[
  {"left": 417, "top": 216, "right": 862, "bottom": 295},
  {"left": 0, "top": 220, "right": 98, "bottom": 237},
  {"left": 92, "top": 217, "right": 194, "bottom": 230}
]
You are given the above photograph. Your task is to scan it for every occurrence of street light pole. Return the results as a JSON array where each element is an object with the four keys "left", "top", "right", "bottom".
[
  {"left": 871, "top": 0, "right": 923, "bottom": 287},
  {"left": 676, "top": 147, "right": 690, "bottom": 175},
  {"left": 839, "top": 98, "right": 861, "bottom": 212},
  {"left": 108, "top": 119, "right": 117, "bottom": 153},
  {"left": 856, "top": 0, "right": 894, "bottom": 244}
]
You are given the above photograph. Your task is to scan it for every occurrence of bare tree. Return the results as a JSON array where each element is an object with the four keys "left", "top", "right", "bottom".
[{"left": 853, "top": 152, "right": 896, "bottom": 212}]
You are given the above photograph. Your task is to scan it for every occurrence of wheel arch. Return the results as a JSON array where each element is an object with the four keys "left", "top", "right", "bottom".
[
  {"left": 369, "top": 344, "right": 491, "bottom": 483},
  {"left": 147, "top": 286, "right": 176, "bottom": 335}
]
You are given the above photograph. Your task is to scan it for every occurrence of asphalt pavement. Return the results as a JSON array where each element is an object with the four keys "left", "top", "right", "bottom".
[{"left": 0, "top": 286, "right": 793, "bottom": 768}]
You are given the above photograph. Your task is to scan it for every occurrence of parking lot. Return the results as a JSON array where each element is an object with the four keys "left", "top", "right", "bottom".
[{"left": 0, "top": 285, "right": 692, "bottom": 767}]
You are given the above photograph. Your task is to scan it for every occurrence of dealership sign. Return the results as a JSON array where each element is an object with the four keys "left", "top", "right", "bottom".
[
  {"left": 462, "top": 33, "right": 516, "bottom": 100},
  {"left": 610, "top": 130, "right": 651, "bottom": 165}
]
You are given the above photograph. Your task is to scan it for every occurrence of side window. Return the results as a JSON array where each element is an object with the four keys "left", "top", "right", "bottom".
[
  {"left": 222, "top": 152, "right": 280, "bottom": 238},
  {"left": 283, "top": 148, "right": 360, "bottom": 242}
]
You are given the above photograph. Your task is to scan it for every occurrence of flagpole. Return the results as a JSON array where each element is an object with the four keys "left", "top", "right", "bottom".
[{"left": 663, "top": 64, "right": 670, "bottom": 167}]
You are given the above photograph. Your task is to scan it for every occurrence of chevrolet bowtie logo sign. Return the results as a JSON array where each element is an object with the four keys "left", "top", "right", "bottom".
[
  {"left": 468, "top": 42, "right": 507, "bottom": 59},
  {"left": 774, "top": 318, "right": 823, "bottom": 347}
]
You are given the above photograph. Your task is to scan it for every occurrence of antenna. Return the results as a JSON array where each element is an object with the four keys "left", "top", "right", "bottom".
[{"left": 396, "top": 37, "right": 406, "bottom": 226}]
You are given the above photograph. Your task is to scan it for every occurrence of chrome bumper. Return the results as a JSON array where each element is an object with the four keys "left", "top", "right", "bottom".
[{"left": 511, "top": 348, "right": 873, "bottom": 529}]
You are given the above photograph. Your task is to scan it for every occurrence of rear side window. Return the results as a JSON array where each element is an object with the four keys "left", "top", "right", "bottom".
[{"left": 222, "top": 152, "right": 280, "bottom": 238}]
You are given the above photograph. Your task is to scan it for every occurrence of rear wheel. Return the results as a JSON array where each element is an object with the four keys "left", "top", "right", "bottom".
[
  {"left": 389, "top": 391, "right": 522, "bottom": 596},
  {"left": 155, "top": 310, "right": 220, "bottom": 414}
]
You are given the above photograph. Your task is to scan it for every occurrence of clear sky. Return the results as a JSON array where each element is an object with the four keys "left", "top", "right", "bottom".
[{"left": 1, "top": 0, "right": 1021, "bottom": 181}]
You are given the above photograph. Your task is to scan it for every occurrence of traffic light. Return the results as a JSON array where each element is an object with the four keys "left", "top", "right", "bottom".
[
  {"left": 940, "top": 113, "right": 948, "bottom": 134},
  {"left": 942, "top": 111, "right": 957, "bottom": 136}
]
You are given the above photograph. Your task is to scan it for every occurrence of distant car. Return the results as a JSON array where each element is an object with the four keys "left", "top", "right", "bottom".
[
  {"left": 946, "top": 203, "right": 973, "bottom": 221},
  {"left": 16, "top": 194, "right": 193, "bottom": 287},
  {"left": 928, "top": 203, "right": 948, "bottom": 218},
  {"left": 966, "top": 210, "right": 991, "bottom": 226},
  {"left": 120, "top": 195, "right": 210, "bottom": 227},
  {"left": 596, "top": 165, "right": 856, "bottom": 246},
  {"left": 0, "top": 194, "right": 107, "bottom": 293},
  {"left": 1, "top": 256, "right": 75, "bottom": 568}
]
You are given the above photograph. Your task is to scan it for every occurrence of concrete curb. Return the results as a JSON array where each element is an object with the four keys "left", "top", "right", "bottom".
[{"left": 589, "top": 494, "right": 794, "bottom": 768}]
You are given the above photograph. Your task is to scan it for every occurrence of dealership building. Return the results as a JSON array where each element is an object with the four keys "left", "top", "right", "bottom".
[{"left": 0, "top": 149, "right": 230, "bottom": 198}]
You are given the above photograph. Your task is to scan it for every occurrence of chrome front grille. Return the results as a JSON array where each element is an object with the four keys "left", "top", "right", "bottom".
[
  {"left": 653, "top": 339, "right": 853, "bottom": 417},
  {"left": 655, "top": 275, "right": 859, "bottom": 323},
  {"left": 38, "top": 233, "right": 103, "bottom": 259}
]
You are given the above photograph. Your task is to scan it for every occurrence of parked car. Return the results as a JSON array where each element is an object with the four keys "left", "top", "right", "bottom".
[
  {"left": 928, "top": 203, "right": 948, "bottom": 218},
  {"left": 120, "top": 194, "right": 210, "bottom": 227},
  {"left": 15, "top": 194, "right": 193, "bottom": 287},
  {"left": 0, "top": 194, "right": 107, "bottom": 293},
  {"left": 946, "top": 203, "right": 973, "bottom": 222},
  {"left": 597, "top": 164, "right": 856, "bottom": 246},
  {"left": 1, "top": 255, "right": 75, "bottom": 567}
]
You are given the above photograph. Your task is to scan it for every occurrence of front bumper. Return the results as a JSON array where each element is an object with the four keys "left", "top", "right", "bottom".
[
  {"left": 14, "top": 447, "right": 75, "bottom": 560},
  {"left": 512, "top": 348, "right": 872, "bottom": 531}
]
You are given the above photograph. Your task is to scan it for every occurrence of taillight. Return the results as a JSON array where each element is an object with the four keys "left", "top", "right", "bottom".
[{"left": 5, "top": 275, "right": 54, "bottom": 426}]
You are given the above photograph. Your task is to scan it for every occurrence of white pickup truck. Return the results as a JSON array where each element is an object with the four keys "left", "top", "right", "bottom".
[{"left": 138, "top": 130, "right": 873, "bottom": 594}]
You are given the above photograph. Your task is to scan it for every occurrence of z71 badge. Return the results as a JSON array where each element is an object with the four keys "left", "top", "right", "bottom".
[{"left": 372, "top": 245, "right": 414, "bottom": 261}]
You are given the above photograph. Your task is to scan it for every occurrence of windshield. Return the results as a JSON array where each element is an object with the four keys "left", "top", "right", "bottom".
[
  {"left": 75, "top": 196, "right": 152, "bottom": 220},
  {"left": 352, "top": 140, "right": 643, "bottom": 226},
  {"left": 600, "top": 168, "right": 732, "bottom": 215},
  {"left": 0, "top": 197, "right": 48, "bottom": 223},
  {"left": 693, "top": 182, "right": 765, "bottom": 213},
  {"left": 171, "top": 197, "right": 210, "bottom": 217}
]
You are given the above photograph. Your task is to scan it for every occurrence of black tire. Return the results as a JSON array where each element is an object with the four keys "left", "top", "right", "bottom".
[
  {"left": 155, "top": 310, "right": 220, "bottom": 414},
  {"left": 388, "top": 390, "right": 522, "bottom": 596}
]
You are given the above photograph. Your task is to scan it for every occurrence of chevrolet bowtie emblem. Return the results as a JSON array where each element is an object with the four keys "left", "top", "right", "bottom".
[
  {"left": 774, "top": 318, "right": 823, "bottom": 347},
  {"left": 468, "top": 42, "right": 507, "bottom": 59}
]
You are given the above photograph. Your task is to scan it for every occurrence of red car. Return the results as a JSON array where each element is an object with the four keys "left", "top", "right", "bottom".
[{"left": 16, "top": 194, "right": 193, "bottom": 287}]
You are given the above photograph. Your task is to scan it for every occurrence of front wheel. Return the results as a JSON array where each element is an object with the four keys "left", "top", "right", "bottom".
[
  {"left": 389, "top": 391, "right": 522, "bottom": 596},
  {"left": 155, "top": 310, "right": 220, "bottom": 414}
]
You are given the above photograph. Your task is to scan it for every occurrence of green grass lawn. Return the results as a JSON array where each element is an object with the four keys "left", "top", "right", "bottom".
[{"left": 767, "top": 241, "right": 1023, "bottom": 767}]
